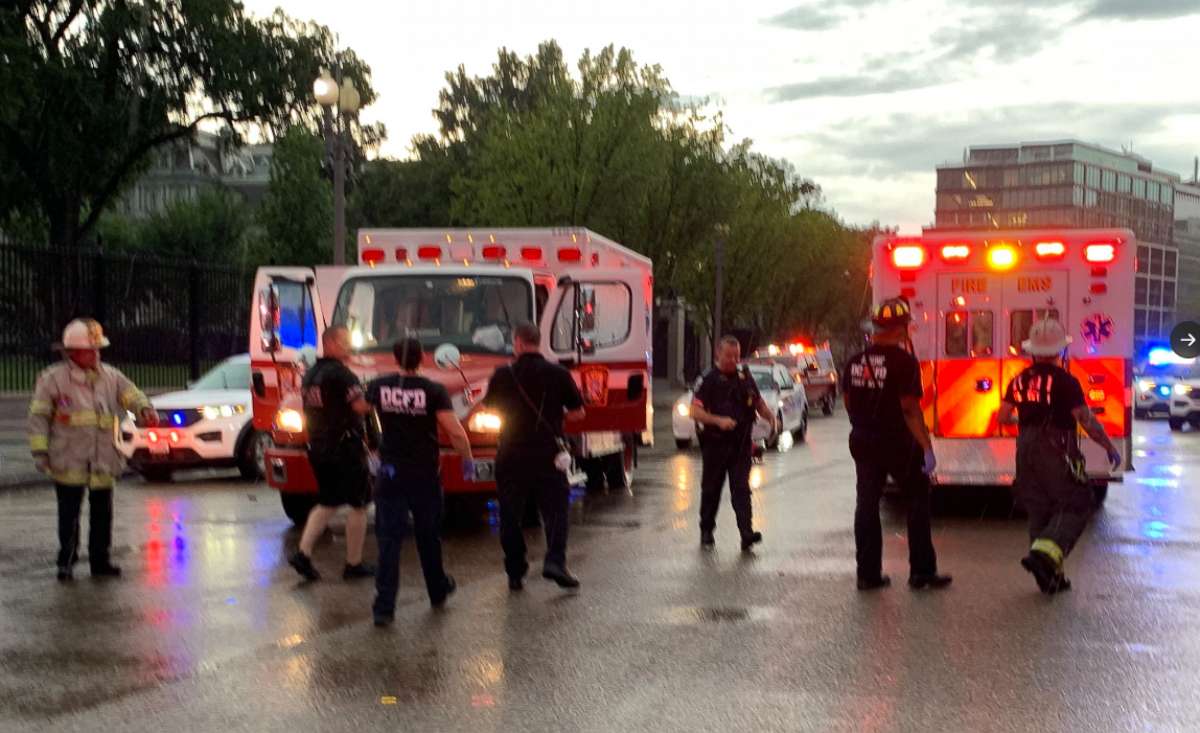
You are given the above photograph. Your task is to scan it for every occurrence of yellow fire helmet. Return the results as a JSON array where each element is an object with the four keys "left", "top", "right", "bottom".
[
  {"left": 871, "top": 297, "right": 913, "bottom": 329},
  {"left": 59, "top": 318, "right": 111, "bottom": 349}
]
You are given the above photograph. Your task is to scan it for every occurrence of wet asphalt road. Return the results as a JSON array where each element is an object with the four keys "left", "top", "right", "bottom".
[{"left": 1, "top": 413, "right": 1199, "bottom": 733}]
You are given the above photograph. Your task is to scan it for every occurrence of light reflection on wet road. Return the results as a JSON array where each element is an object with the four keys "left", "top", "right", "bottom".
[{"left": 2, "top": 414, "right": 1200, "bottom": 732}]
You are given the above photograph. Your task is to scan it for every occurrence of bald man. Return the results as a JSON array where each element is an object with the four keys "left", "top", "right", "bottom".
[{"left": 289, "top": 326, "right": 375, "bottom": 582}]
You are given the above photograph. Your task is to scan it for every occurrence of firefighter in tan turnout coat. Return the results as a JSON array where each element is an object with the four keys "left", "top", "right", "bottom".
[{"left": 27, "top": 319, "right": 158, "bottom": 581}]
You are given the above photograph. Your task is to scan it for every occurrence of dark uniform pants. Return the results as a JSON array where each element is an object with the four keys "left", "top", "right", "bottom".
[
  {"left": 699, "top": 441, "right": 754, "bottom": 535},
  {"left": 1015, "top": 428, "right": 1094, "bottom": 566},
  {"left": 849, "top": 431, "right": 937, "bottom": 580},
  {"left": 373, "top": 470, "right": 450, "bottom": 615},
  {"left": 56, "top": 484, "right": 113, "bottom": 570},
  {"left": 496, "top": 461, "right": 569, "bottom": 578}
]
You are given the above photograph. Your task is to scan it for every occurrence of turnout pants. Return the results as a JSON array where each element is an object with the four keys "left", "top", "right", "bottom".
[
  {"left": 495, "top": 461, "right": 569, "bottom": 578},
  {"left": 373, "top": 469, "right": 450, "bottom": 616},
  {"left": 1015, "top": 427, "right": 1094, "bottom": 567},
  {"left": 698, "top": 441, "right": 754, "bottom": 536},
  {"left": 849, "top": 431, "right": 937, "bottom": 581},
  {"left": 55, "top": 484, "right": 113, "bottom": 570}
]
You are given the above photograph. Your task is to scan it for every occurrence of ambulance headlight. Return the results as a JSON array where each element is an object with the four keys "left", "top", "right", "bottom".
[
  {"left": 468, "top": 410, "right": 502, "bottom": 433},
  {"left": 275, "top": 408, "right": 305, "bottom": 433},
  {"left": 1175, "top": 384, "right": 1191, "bottom": 397},
  {"left": 675, "top": 402, "right": 690, "bottom": 417},
  {"left": 1137, "top": 379, "right": 1154, "bottom": 394}
]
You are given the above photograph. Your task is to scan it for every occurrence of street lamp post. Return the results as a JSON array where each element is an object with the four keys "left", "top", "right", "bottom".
[{"left": 312, "top": 65, "right": 361, "bottom": 266}]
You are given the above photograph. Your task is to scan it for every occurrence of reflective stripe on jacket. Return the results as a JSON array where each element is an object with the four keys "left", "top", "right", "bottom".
[{"left": 28, "top": 361, "right": 150, "bottom": 488}]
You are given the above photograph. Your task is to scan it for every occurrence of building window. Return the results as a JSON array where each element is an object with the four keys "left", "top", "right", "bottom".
[
  {"left": 1102, "top": 170, "right": 1116, "bottom": 192},
  {"left": 1086, "top": 166, "right": 1100, "bottom": 188},
  {"left": 1118, "top": 175, "right": 1131, "bottom": 194},
  {"left": 1134, "top": 178, "right": 1147, "bottom": 199},
  {"left": 1135, "top": 309, "right": 1147, "bottom": 336},
  {"left": 1148, "top": 181, "right": 1160, "bottom": 202},
  {"left": 1149, "top": 279, "right": 1162, "bottom": 306},
  {"left": 1151, "top": 248, "right": 1164, "bottom": 276},
  {"left": 1135, "top": 276, "right": 1147, "bottom": 304},
  {"left": 1166, "top": 250, "right": 1178, "bottom": 278},
  {"left": 1163, "top": 282, "right": 1176, "bottom": 309}
]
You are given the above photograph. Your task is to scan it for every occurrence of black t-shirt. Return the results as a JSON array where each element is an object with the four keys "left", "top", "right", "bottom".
[
  {"left": 301, "top": 358, "right": 365, "bottom": 453},
  {"left": 366, "top": 374, "right": 453, "bottom": 478},
  {"left": 483, "top": 354, "right": 584, "bottom": 463},
  {"left": 842, "top": 344, "right": 922, "bottom": 436},
  {"left": 1003, "top": 362, "right": 1085, "bottom": 431},
  {"left": 692, "top": 366, "right": 762, "bottom": 448}
]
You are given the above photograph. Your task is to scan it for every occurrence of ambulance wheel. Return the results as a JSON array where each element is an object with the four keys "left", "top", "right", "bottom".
[
  {"left": 1091, "top": 481, "right": 1109, "bottom": 505},
  {"left": 280, "top": 493, "right": 316, "bottom": 527},
  {"left": 675, "top": 438, "right": 692, "bottom": 450},
  {"left": 237, "top": 429, "right": 267, "bottom": 480},
  {"left": 139, "top": 466, "right": 173, "bottom": 483},
  {"left": 822, "top": 396, "right": 834, "bottom": 416},
  {"left": 603, "top": 448, "right": 632, "bottom": 491},
  {"left": 1169, "top": 417, "right": 1186, "bottom": 432}
]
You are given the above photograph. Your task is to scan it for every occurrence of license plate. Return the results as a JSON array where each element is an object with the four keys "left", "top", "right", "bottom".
[{"left": 472, "top": 460, "right": 495, "bottom": 482}]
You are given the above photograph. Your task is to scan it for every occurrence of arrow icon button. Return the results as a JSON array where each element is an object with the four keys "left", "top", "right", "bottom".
[{"left": 1171, "top": 321, "right": 1200, "bottom": 359}]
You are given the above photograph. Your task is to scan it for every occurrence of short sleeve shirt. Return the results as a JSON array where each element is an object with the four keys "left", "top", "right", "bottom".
[
  {"left": 483, "top": 354, "right": 584, "bottom": 463},
  {"left": 1003, "top": 363, "right": 1085, "bottom": 431},
  {"left": 692, "top": 366, "right": 763, "bottom": 448},
  {"left": 366, "top": 374, "right": 453, "bottom": 479},
  {"left": 842, "top": 344, "right": 922, "bottom": 436},
  {"left": 301, "top": 358, "right": 365, "bottom": 454}
]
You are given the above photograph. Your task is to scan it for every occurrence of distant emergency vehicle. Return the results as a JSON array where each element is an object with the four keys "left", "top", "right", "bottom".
[
  {"left": 249, "top": 228, "right": 653, "bottom": 523},
  {"left": 871, "top": 228, "right": 1134, "bottom": 491}
]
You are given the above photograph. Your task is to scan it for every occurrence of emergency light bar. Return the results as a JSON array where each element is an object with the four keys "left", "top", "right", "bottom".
[
  {"left": 1085, "top": 243, "right": 1117, "bottom": 263},
  {"left": 940, "top": 244, "right": 970, "bottom": 262},
  {"left": 1034, "top": 241, "right": 1066, "bottom": 261},
  {"left": 890, "top": 245, "right": 926, "bottom": 270},
  {"left": 986, "top": 244, "right": 1018, "bottom": 271}
]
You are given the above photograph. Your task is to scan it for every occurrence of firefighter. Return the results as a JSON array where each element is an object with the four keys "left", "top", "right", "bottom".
[
  {"left": 843, "top": 298, "right": 951, "bottom": 591},
  {"left": 288, "top": 325, "right": 375, "bottom": 582},
  {"left": 483, "top": 321, "right": 585, "bottom": 590},
  {"left": 365, "top": 338, "right": 474, "bottom": 626},
  {"left": 999, "top": 318, "right": 1122, "bottom": 594},
  {"left": 28, "top": 318, "right": 158, "bottom": 581},
  {"left": 689, "top": 335, "right": 777, "bottom": 551}
]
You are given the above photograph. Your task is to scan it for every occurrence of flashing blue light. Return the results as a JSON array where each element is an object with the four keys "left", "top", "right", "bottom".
[
  {"left": 171, "top": 412, "right": 184, "bottom": 426},
  {"left": 1158, "top": 385, "right": 1171, "bottom": 397},
  {"left": 1148, "top": 347, "right": 1195, "bottom": 367}
]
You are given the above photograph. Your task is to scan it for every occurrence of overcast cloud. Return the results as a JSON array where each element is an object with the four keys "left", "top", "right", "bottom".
[{"left": 241, "top": 0, "right": 1200, "bottom": 231}]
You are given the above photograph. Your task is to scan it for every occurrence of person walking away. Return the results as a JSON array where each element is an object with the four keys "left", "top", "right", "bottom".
[
  {"left": 689, "top": 336, "right": 778, "bottom": 551},
  {"left": 366, "top": 338, "right": 474, "bottom": 626},
  {"left": 998, "top": 318, "right": 1121, "bottom": 594},
  {"left": 482, "top": 321, "right": 585, "bottom": 590},
  {"left": 843, "top": 298, "right": 952, "bottom": 591},
  {"left": 289, "top": 325, "right": 374, "bottom": 581},
  {"left": 28, "top": 318, "right": 158, "bottom": 581}
]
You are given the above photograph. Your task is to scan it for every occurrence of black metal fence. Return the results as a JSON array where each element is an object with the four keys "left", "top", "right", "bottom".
[{"left": 0, "top": 243, "right": 252, "bottom": 392}]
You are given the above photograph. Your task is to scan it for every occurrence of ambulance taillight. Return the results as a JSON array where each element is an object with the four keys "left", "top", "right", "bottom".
[
  {"left": 1034, "top": 241, "right": 1066, "bottom": 261},
  {"left": 1085, "top": 243, "right": 1117, "bottom": 263}
]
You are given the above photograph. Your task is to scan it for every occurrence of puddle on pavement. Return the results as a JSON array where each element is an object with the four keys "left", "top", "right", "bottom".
[{"left": 662, "top": 606, "right": 775, "bottom": 625}]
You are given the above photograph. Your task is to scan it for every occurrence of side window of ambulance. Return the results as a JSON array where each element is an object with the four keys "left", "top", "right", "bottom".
[
  {"left": 551, "top": 283, "right": 632, "bottom": 352},
  {"left": 946, "top": 311, "right": 968, "bottom": 357},
  {"left": 1010, "top": 309, "right": 1061, "bottom": 355},
  {"left": 971, "top": 311, "right": 994, "bottom": 357},
  {"left": 275, "top": 281, "right": 318, "bottom": 351},
  {"left": 535, "top": 284, "right": 549, "bottom": 322}
]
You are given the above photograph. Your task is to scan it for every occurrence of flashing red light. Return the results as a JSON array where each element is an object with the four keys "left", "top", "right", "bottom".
[
  {"left": 558, "top": 247, "right": 582, "bottom": 263},
  {"left": 417, "top": 246, "right": 442, "bottom": 261},
  {"left": 1090, "top": 282, "right": 1108, "bottom": 295},
  {"left": 481, "top": 245, "right": 506, "bottom": 260},
  {"left": 987, "top": 244, "right": 1018, "bottom": 271},
  {"left": 901, "top": 286, "right": 916, "bottom": 298},
  {"left": 940, "top": 244, "right": 970, "bottom": 262},
  {"left": 360, "top": 248, "right": 385, "bottom": 265},
  {"left": 169, "top": 431, "right": 180, "bottom": 443},
  {"left": 890, "top": 244, "right": 926, "bottom": 270},
  {"left": 147, "top": 430, "right": 159, "bottom": 443},
  {"left": 1085, "top": 242, "right": 1116, "bottom": 263},
  {"left": 1034, "top": 241, "right": 1066, "bottom": 260},
  {"left": 394, "top": 247, "right": 408, "bottom": 261},
  {"left": 521, "top": 247, "right": 543, "bottom": 261},
  {"left": 1091, "top": 266, "right": 1108, "bottom": 277}
]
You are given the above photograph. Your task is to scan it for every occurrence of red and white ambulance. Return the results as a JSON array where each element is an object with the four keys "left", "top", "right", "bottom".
[
  {"left": 871, "top": 228, "right": 1134, "bottom": 493},
  {"left": 249, "top": 228, "right": 653, "bottom": 523}
]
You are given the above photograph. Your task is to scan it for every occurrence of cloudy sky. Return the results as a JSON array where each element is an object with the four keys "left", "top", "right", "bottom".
[{"left": 242, "top": 0, "right": 1200, "bottom": 232}]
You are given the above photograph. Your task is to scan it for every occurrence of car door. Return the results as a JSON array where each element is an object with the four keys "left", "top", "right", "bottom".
[{"left": 775, "top": 365, "right": 799, "bottom": 430}]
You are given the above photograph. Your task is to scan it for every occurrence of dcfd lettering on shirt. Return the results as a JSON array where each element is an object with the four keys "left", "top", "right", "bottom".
[
  {"left": 849, "top": 354, "right": 888, "bottom": 389},
  {"left": 379, "top": 386, "right": 428, "bottom": 415}
]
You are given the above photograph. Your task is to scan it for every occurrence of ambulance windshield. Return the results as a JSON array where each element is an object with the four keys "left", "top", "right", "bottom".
[{"left": 332, "top": 274, "right": 534, "bottom": 355}]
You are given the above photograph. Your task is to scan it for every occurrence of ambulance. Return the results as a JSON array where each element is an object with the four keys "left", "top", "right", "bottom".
[
  {"left": 871, "top": 228, "right": 1134, "bottom": 495},
  {"left": 249, "top": 228, "right": 654, "bottom": 524}
]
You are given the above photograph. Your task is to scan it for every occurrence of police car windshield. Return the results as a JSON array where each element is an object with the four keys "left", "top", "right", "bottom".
[
  {"left": 331, "top": 274, "right": 534, "bottom": 355},
  {"left": 751, "top": 369, "right": 776, "bottom": 392},
  {"left": 190, "top": 358, "right": 251, "bottom": 391}
]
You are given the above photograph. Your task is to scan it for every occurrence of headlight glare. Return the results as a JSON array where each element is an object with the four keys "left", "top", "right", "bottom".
[
  {"left": 275, "top": 408, "right": 305, "bottom": 433},
  {"left": 468, "top": 410, "right": 502, "bottom": 433}
]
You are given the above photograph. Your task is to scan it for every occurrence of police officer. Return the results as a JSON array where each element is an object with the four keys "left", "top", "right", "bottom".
[
  {"left": 483, "top": 321, "right": 585, "bottom": 590},
  {"left": 999, "top": 318, "right": 1121, "bottom": 594},
  {"left": 288, "top": 325, "right": 374, "bottom": 582},
  {"left": 28, "top": 319, "right": 157, "bottom": 581},
  {"left": 689, "top": 335, "right": 777, "bottom": 551},
  {"left": 366, "top": 338, "right": 474, "bottom": 626},
  {"left": 843, "top": 298, "right": 951, "bottom": 591}
]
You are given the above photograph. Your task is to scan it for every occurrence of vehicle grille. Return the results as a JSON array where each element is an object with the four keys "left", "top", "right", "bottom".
[{"left": 136, "top": 408, "right": 203, "bottom": 428}]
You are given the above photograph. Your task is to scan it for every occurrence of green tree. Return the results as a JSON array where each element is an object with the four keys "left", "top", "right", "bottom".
[
  {"left": 255, "top": 125, "right": 331, "bottom": 266},
  {"left": 0, "top": 1, "right": 377, "bottom": 248}
]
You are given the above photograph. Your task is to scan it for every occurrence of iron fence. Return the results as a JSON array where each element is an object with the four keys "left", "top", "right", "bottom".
[{"left": 0, "top": 243, "right": 252, "bottom": 392}]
